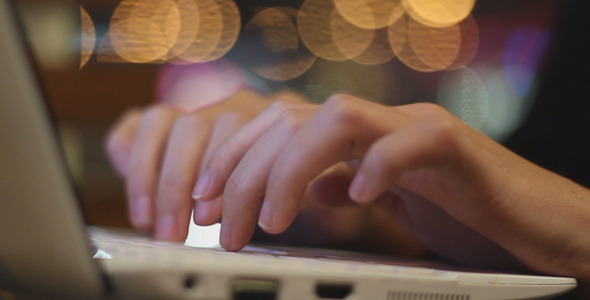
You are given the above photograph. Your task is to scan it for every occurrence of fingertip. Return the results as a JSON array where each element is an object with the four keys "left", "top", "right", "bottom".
[
  {"left": 257, "top": 202, "right": 289, "bottom": 235},
  {"left": 193, "top": 202, "right": 209, "bottom": 224},
  {"left": 131, "top": 195, "right": 153, "bottom": 229},
  {"left": 348, "top": 172, "right": 369, "bottom": 204},
  {"left": 193, "top": 200, "right": 221, "bottom": 225},
  {"left": 220, "top": 224, "right": 241, "bottom": 251},
  {"left": 257, "top": 202, "right": 273, "bottom": 232},
  {"left": 155, "top": 213, "right": 176, "bottom": 241},
  {"left": 155, "top": 213, "right": 187, "bottom": 242}
]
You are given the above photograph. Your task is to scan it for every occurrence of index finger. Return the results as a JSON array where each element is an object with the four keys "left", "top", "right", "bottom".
[{"left": 259, "top": 95, "right": 413, "bottom": 234}]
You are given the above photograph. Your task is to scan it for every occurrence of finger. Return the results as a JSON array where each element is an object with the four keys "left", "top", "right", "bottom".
[
  {"left": 220, "top": 108, "right": 316, "bottom": 250},
  {"left": 155, "top": 90, "right": 269, "bottom": 239},
  {"left": 190, "top": 111, "right": 251, "bottom": 226},
  {"left": 153, "top": 113, "right": 214, "bottom": 241},
  {"left": 349, "top": 115, "right": 459, "bottom": 205},
  {"left": 194, "top": 196, "right": 223, "bottom": 225},
  {"left": 308, "top": 162, "right": 358, "bottom": 208},
  {"left": 192, "top": 91, "right": 313, "bottom": 202},
  {"left": 260, "top": 95, "right": 413, "bottom": 234},
  {"left": 126, "top": 106, "right": 182, "bottom": 230},
  {"left": 105, "top": 108, "right": 143, "bottom": 176}
]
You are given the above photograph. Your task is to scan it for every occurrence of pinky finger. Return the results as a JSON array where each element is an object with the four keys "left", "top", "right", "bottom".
[{"left": 349, "top": 115, "right": 460, "bottom": 204}]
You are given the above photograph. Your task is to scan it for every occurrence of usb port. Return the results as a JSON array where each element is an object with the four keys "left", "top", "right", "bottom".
[
  {"left": 315, "top": 283, "right": 353, "bottom": 299},
  {"left": 232, "top": 279, "right": 279, "bottom": 300}
]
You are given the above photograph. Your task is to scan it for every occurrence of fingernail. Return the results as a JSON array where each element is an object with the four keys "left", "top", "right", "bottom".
[
  {"left": 349, "top": 173, "right": 366, "bottom": 202},
  {"left": 192, "top": 170, "right": 211, "bottom": 200},
  {"left": 194, "top": 202, "right": 211, "bottom": 224},
  {"left": 133, "top": 195, "right": 151, "bottom": 227},
  {"left": 258, "top": 201, "right": 272, "bottom": 231},
  {"left": 157, "top": 214, "right": 176, "bottom": 241}
]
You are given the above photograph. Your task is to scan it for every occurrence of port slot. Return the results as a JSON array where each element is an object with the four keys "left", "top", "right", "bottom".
[
  {"left": 315, "top": 283, "right": 353, "bottom": 299},
  {"left": 233, "top": 279, "right": 278, "bottom": 300},
  {"left": 183, "top": 274, "right": 198, "bottom": 291}
]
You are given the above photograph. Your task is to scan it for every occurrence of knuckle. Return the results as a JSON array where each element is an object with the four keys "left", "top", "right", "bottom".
[
  {"left": 210, "top": 139, "right": 234, "bottom": 167},
  {"left": 405, "top": 102, "right": 454, "bottom": 119},
  {"left": 424, "top": 115, "right": 460, "bottom": 151},
  {"left": 268, "top": 98, "right": 299, "bottom": 114},
  {"left": 143, "top": 105, "right": 180, "bottom": 120},
  {"left": 412, "top": 102, "right": 446, "bottom": 114},
  {"left": 323, "top": 94, "right": 362, "bottom": 125},
  {"left": 224, "top": 174, "right": 247, "bottom": 199},
  {"left": 217, "top": 110, "right": 248, "bottom": 127},
  {"left": 270, "top": 90, "right": 307, "bottom": 103},
  {"left": 174, "top": 112, "right": 209, "bottom": 131},
  {"left": 274, "top": 109, "right": 306, "bottom": 135}
]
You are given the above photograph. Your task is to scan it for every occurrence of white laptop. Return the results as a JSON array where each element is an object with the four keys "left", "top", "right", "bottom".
[{"left": 0, "top": 0, "right": 578, "bottom": 299}]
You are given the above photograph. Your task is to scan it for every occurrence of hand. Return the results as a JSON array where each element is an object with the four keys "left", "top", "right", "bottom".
[
  {"left": 105, "top": 89, "right": 282, "bottom": 240},
  {"left": 106, "top": 87, "right": 423, "bottom": 255},
  {"left": 195, "top": 93, "right": 590, "bottom": 291}
]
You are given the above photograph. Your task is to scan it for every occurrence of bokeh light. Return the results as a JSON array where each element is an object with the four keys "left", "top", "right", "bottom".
[
  {"left": 90, "top": 0, "right": 483, "bottom": 77},
  {"left": 353, "top": 28, "right": 395, "bottom": 65},
  {"left": 333, "top": 0, "right": 405, "bottom": 29},
  {"left": 330, "top": 10, "right": 375, "bottom": 60},
  {"left": 175, "top": 0, "right": 222, "bottom": 63},
  {"left": 156, "top": 60, "right": 250, "bottom": 111},
  {"left": 97, "top": 32, "right": 128, "bottom": 63},
  {"left": 388, "top": 15, "right": 438, "bottom": 72},
  {"left": 79, "top": 6, "right": 96, "bottom": 69},
  {"left": 298, "top": 0, "right": 374, "bottom": 61},
  {"left": 438, "top": 67, "right": 488, "bottom": 130},
  {"left": 196, "top": 0, "right": 241, "bottom": 62},
  {"left": 246, "top": 8, "right": 299, "bottom": 53},
  {"left": 403, "top": 0, "right": 475, "bottom": 28},
  {"left": 502, "top": 26, "right": 551, "bottom": 98},
  {"left": 166, "top": 0, "right": 201, "bottom": 60},
  {"left": 110, "top": 0, "right": 181, "bottom": 63},
  {"left": 447, "top": 14, "right": 479, "bottom": 70},
  {"left": 245, "top": 7, "right": 317, "bottom": 81},
  {"left": 407, "top": 17, "right": 461, "bottom": 70}
]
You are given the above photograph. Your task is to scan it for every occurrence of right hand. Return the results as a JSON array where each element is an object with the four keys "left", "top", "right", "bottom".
[{"left": 105, "top": 89, "right": 311, "bottom": 241}]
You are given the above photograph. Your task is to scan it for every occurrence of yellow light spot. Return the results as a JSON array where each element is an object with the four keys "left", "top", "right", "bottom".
[
  {"left": 110, "top": 0, "right": 181, "bottom": 63},
  {"left": 388, "top": 15, "right": 437, "bottom": 72},
  {"left": 407, "top": 17, "right": 461, "bottom": 70},
  {"left": 96, "top": 32, "right": 128, "bottom": 63},
  {"left": 246, "top": 7, "right": 317, "bottom": 81},
  {"left": 298, "top": 0, "right": 373, "bottom": 61},
  {"left": 403, "top": 0, "right": 475, "bottom": 27},
  {"left": 79, "top": 6, "right": 96, "bottom": 69},
  {"left": 166, "top": 0, "right": 201, "bottom": 60},
  {"left": 333, "top": 0, "right": 405, "bottom": 29},
  {"left": 446, "top": 14, "right": 479, "bottom": 70},
  {"left": 330, "top": 10, "right": 375, "bottom": 60},
  {"left": 246, "top": 8, "right": 299, "bottom": 53},
  {"left": 199, "top": 0, "right": 241, "bottom": 62},
  {"left": 353, "top": 28, "right": 395, "bottom": 65},
  {"left": 174, "top": 0, "right": 223, "bottom": 63}
]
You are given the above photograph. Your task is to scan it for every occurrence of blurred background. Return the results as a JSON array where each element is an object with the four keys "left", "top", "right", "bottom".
[{"left": 11, "top": 0, "right": 590, "bottom": 230}]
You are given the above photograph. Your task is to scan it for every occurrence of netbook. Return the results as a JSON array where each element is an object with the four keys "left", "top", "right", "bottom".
[{"left": 0, "top": 1, "right": 578, "bottom": 299}]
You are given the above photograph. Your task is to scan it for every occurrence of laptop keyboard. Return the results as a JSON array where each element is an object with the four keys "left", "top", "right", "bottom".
[{"left": 88, "top": 227, "right": 443, "bottom": 276}]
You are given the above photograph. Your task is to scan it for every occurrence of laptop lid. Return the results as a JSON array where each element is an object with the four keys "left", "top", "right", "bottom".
[{"left": 0, "top": 0, "right": 106, "bottom": 297}]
